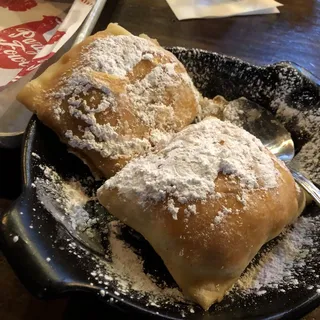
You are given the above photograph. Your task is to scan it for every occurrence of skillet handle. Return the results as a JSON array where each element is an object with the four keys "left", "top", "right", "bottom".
[
  {"left": 0, "top": 192, "right": 65, "bottom": 299},
  {"left": 0, "top": 189, "right": 105, "bottom": 301},
  {"left": 0, "top": 193, "right": 140, "bottom": 317}
]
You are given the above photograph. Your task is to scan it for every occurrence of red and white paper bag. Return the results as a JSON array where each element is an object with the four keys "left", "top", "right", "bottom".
[{"left": 0, "top": 0, "right": 95, "bottom": 89}]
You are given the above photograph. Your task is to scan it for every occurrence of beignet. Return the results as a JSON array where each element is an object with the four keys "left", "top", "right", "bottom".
[
  {"left": 17, "top": 23, "right": 199, "bottom": 178},
  {"left": 97, "top": 117, "right": 305, "bottom": 310}
]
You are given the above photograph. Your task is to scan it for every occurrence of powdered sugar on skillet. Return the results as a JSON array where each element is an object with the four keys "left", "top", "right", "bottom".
[
  {"left": 236, "top": 215, "right": 320, "bottom": 295},
  {"left": 32, "top": 159, "right": 320, "bottom": 315},
  {"left": 35, "top": 165, "right": 96, "bottom": 235},
  {"left": 93, "top": 221, "right": 186, "bottom": 303},
  {"left": 33, "top": 162, "right": 320, "bottom": 311},
  {"left": 100, "top": 117, "right": 279, "bottom": 220},
  {"left": 274, "top": 101, "right": 320, "bottom": 185},
  {"left": 34, "top": 164, "right": 188, "bottom": 311}
]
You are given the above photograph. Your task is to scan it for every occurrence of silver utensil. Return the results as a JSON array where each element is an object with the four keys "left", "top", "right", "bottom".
[{"left": 225, "top": 98, "right": 320, "bottom": 206}]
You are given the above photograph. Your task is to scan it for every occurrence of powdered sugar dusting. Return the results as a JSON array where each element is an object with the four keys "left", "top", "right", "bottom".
[
  {"left": 168, "top": 47, "right": 320, "bottom": 187},
  {"left": 185, "top": 204, "right": 197, "bottom": 216},
  {"left": 167, "top": 199, "right": 179, "bottom": 220},
  {"left": 47, "top": 35, "right": 197, "bottom": 165},
  {"left": 31, "top": 155, "right": 320, "bottom": 315},
  {"left": 101, "top": 117, "right": 279, "bottom": 220},
  {"left": 237, "top": 214, "right": 320, "bottom": 294},
  {"left": 86, "top": 35, "right": 162, "bottom": 78},
  {"left": 213, "top": 207, "right": 233, "bottom": 225},
  {"left": 34, "top": 164, "right": 188, "bottom": 311},
  {"left": 28, "top": 46, "right": 320, "bottom": 315},
  {"left": 198, "top": 95, "right": 320, "bottom": 186},
  {"left": 65, "top": 125, "right": 151, "bottom": 160},
  {"left": 35, "top": 165, "right": 96, "bottom": 235},
  {"left": 197, "top": 96, "right": 227, "bottom": 121},
  {"left": 98, "top": 220, "right": 185, "bottom": 302},
  {"left": 126, "top": 63, "right": 181, "bottom": 129}
]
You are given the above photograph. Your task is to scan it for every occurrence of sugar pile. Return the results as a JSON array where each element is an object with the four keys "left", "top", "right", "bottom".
[
  {"left": 92, "top": 220, "right": 186, "bottom": 304},
  {"left": 236, "top": 214, "right": 320, "bottom": 294},
  {"left": 101, "top": 117, "right": 279, "bottom": 221},
  {"left": 35, "top": 165, "right": 95, "bottom": 234}
]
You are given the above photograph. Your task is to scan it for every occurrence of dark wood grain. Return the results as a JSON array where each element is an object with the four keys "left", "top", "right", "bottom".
[{"left": 107, "top": 0, "right": 320, "bottom": 76}]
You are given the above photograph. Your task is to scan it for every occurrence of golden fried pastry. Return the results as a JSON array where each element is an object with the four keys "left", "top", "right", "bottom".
[
  {"left": 17, "top": 23, "right": 199, "bottom": 178},
  {"left": 97, "top": 117, "right": 305, "bottom": 310},
  {"left": 197, "top": 95, "right": 228, "bottom": 121}
]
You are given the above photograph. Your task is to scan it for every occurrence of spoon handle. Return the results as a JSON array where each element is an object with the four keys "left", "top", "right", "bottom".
[{"left": 289, "top": 167, "right": 320, "bottom": 207}]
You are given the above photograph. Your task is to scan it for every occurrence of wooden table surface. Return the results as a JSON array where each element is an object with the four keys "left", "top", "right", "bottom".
[
  {"left": 1, "top": 0, "right": 320, "bottom": 319},
  {"left": 94, "top": 0, "right": 320, "bottom": 75}
]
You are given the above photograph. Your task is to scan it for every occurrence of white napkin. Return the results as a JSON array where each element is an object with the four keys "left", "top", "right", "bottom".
[{"left": 166, "top": 0, "right": 283, "bottom": 20}]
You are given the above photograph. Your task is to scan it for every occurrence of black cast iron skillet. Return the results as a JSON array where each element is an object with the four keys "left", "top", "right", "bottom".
[{"left": 1, "top": 47, "right": 320, "bottom": 320}]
